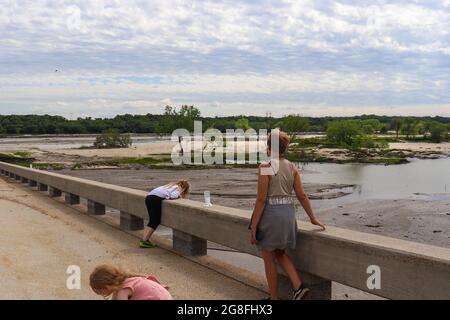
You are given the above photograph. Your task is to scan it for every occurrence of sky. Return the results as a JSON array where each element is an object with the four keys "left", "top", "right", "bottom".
[{"left": 1, "top": 0, "right": 450, "bottom": 118}]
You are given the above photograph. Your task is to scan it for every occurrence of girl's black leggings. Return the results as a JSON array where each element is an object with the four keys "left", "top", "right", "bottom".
[{"left": 145, "top": 195, "right": 164, "bottom": 229}]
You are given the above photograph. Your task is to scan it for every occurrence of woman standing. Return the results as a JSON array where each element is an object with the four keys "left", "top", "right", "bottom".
[{"left": 249, "top": 130, "right": 325, "bottom": 300}]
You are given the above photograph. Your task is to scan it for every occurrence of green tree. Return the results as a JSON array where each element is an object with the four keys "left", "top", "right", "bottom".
[
  {"left": 156, "top": 105, "right": 201, "bottom": 133},
  {"left": 280, "top": 114, "right": 310, "bottom": 140},
  {"left": 361, "top": 119, "right": 382, "bottom": 133},
  {"left": 235, "top": 117, "right": 251, "bottom": 130},
  {"left": 400, "top": 118, "right": 419, "bottom": 139},
  {"left": 326, "top": 120, "right": 364, "bottom": 147},
  {"left": 390, "top": 118, "right": 403, "bottom": 138},
  {"left": 379, "top": 124, "right": 389, "bottom": 134},
  {"left": 362, "top": 124, "right": 375, "bottom": 134},
  {"left": 429, "top": 123, "right": 447, "bottom": 143}
]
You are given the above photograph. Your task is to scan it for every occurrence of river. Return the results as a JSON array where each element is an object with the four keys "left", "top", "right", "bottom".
[{"left": 300, "top": 157, "right": 450, "bottom": 210}]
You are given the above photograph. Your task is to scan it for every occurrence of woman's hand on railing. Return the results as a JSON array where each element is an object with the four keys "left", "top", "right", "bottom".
[{"left": 310, "top": 217, "right": 326, "bottom": 231}]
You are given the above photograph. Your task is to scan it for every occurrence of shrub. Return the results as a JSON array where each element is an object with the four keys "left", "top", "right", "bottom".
[{"left": 93, "top": 129, "right": 132, "bottom": 149}]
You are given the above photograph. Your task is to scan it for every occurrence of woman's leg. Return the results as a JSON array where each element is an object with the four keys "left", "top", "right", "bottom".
[
  {"left": 274, "top": 249, "right": 302, "bottom": 290},
  {"left": 261, "top": 250, "right": 279, "bottom": 299}
]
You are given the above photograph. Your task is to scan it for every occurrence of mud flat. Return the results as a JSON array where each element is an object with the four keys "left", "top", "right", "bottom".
[
  {"left": 310, "top": 198, "right": 450, "bottom": 249},
  {"left": 59, "top": 167, "right": 356, "bottom": 208}
]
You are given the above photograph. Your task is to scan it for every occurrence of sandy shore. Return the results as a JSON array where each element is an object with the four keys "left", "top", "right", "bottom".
[
  {"left": 389, "top": 142, "right": 450, "bottom": 153},
  {"left": 55, "top": 141, "right": 178, "bottom": 158},
  {"left": 52, "top": 141, "right": 450, "bottom": 159}
]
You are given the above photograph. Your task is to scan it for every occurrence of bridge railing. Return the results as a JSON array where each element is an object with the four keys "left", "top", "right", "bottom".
[{"left": 1, "top": 161, "right": 450, "bottom": 300}]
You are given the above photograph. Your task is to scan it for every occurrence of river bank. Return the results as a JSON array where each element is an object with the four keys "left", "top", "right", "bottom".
[{"left": 1, "top": 134, "right": 449, "bottom": 169}]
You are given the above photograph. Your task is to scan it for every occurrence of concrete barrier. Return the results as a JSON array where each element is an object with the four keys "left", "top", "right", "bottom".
[{"left": 1, "top": 161, "right": 450, "bottom": 300}]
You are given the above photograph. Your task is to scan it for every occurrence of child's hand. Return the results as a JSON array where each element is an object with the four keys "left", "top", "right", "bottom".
[{"left": 310, "top": 218, "right": 326, "bottom": 230}]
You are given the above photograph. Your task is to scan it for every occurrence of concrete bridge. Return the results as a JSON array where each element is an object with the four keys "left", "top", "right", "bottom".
[{"left": 1, "top": 161, "right": 450, "bottom": 300}]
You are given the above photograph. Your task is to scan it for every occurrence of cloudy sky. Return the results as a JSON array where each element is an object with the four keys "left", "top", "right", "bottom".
[{"left": 1, "top": 0, "right": 450, "bottom": 118}]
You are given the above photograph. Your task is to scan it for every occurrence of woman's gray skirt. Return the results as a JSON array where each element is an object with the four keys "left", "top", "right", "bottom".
[{"left": 257, "top": 203, "right": 297, "bottom": 251}]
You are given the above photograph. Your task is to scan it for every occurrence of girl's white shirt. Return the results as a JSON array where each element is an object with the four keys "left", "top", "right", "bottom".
[{"left": 148, "top": 185, "right": 181, "bottom": 199}]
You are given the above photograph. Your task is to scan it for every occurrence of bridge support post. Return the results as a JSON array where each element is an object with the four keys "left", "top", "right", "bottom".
[
  {"left": 173, "top": 229, "right": 207, "bottom": 256},
  {"left": 37, "top": 183, "right": 48, "bottom": 191},
  {"left": 65, "top": 193, "right": 80, "bottom": 205},
  {"left": 0, "top": 169, "right": 3, "bottom": 174},
  {"left": 120, "top": 211, "right": 144, "bottom": 231},
  {"left": 278, "top": 271, "right": 332, "bottom": 300},
  {"left": 14, "top": 174, "right": 21, "bottom": 181},
  {"left": 29, "top": 180, "right": 37, "bottom": 187},
  {"left": 87, "top": 200, "right": 105, "bottom": 215},
  {"left": 21, "top": 177, "right": 29, "bottom": 184},
  {"left": 49, "top": 187, "right": 62, "bottom": 197},
  {"left": 9, "top": 172, "right": 15, "bottom": 178}
]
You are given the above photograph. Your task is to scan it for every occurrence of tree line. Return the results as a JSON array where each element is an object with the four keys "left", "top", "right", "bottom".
[{"left": 1, "top": 105, "right": 449, "bottom": 143}]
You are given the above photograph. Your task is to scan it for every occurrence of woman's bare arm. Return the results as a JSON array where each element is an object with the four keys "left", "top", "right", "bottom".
[
  {"left": 293, "top": 167, "right": 326, "bottom": 230},
  {"left": 250, "top": 165, "right": 270, "bottom": 243}
]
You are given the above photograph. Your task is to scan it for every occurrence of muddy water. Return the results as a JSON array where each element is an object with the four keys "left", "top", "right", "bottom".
[
  {"left": 299, "top": 157, "right": 450, "bottom": 211},
  {"left": 0, "top": 134, "right": 169, "bottom": 151}
]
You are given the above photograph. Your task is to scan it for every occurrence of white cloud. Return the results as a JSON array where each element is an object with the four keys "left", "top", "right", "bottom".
[{"left": 0, "top": 0, "right": 449, "bottom": 116}]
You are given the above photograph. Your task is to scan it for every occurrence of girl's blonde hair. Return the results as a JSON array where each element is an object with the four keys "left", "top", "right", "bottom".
[
  {"left": 90, "top": 264, "right": 143, "bottom": 296},
  {"left": 163, "top": 179, "right": 190, "bottom": 198}
]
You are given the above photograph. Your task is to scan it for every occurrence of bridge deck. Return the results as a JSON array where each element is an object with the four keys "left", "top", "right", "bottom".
[{"left": 0, "top": 176, "right": 265, "bottom": 300}]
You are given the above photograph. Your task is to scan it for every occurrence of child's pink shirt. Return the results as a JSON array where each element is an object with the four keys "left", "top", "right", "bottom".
[{"left": 113, "top": 277, "right": 173, "bottom": 300}]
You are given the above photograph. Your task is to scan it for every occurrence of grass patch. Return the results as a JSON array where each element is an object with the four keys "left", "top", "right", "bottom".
[
  {"left": 0, "top": 152, "right": 34, "bottom": 165},
  {"left": 13, "top": 151, "right": 32, "bottom": 158},
  {"left": 31, "top": 162, "right": 66, "bottom": 170},
  {"left": 70, "top": 154, "right": 263, "bottom": 170},
  {"left": 71, "top": 156, "right": 173, "bottom": 169},
  {"left": 291, "top": 135, "right": 398, "bottom": 150},
  {"left": 291, "top": 137, "right": 342, "bottom": 149}
]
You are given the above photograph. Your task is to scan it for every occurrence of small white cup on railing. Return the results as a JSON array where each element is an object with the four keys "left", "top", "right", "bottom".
[{"left": 203, "top": 191, "right": 212, "bottom": 207}]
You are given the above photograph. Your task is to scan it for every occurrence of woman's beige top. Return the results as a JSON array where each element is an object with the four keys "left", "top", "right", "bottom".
[{"left": 267, "top": 158, "right": 296, "bottom": 197}]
